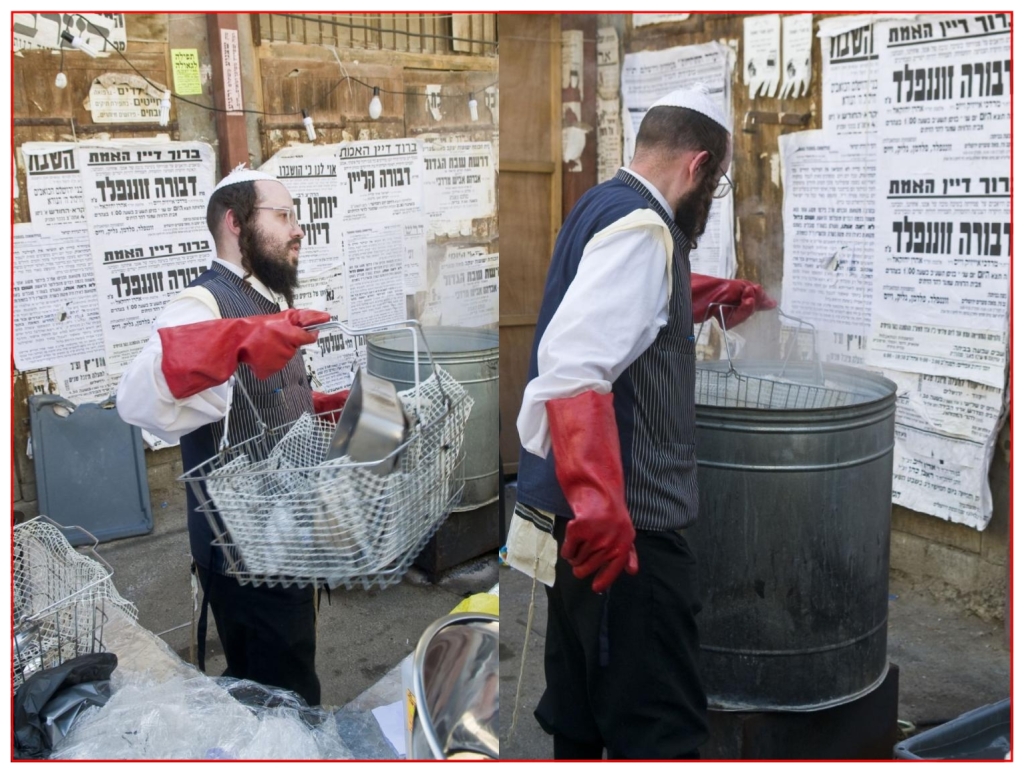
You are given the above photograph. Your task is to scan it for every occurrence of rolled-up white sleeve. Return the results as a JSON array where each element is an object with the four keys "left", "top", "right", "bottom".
[
  {"left": 115, "top": 290, "right": 231, "bottom": 444},
  {"left": 517, "top": 218, "right": 672, "bottom": 458}
]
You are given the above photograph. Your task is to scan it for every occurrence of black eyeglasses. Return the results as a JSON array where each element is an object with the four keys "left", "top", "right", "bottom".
[{"left": 713, "top": 171, "right": 734, "bottom": 199}]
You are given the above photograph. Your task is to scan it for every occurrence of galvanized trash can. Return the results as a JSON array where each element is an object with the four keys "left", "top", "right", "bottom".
[
  {"left": 690, "top": 359, "right": 897, "bottom": 711},
  {"left": 403, "top": 612, "right": 499, "bottom": 759},
  {"left": 367, "top": 327, "right": 499, "bottom": 511}
]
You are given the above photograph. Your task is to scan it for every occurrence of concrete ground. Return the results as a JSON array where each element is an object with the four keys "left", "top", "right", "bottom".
[
  {"left": 498, "top": 488, "right": 1011, "bottom": 761},
  {"left": 95, "top": 483, "right": 498, "bottom": 711}
]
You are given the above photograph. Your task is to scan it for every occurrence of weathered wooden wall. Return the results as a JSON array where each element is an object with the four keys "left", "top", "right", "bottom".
[{"left": 497, "top": 15, "right": 563, "bottom": 473}]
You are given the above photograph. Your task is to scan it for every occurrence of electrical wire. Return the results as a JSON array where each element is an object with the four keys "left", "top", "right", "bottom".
[{"left": 66, "top": 13, "right": 498, "bottom": 120}]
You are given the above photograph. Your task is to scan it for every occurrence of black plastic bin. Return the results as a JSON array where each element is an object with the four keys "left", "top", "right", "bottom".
[{"left": 894, "top": 699, "right": 1010, "bottom": 760}]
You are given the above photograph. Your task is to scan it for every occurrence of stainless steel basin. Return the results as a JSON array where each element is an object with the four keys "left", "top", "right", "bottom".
[{"left": 407, "top": 612, "right": 499, "bottom": 759}]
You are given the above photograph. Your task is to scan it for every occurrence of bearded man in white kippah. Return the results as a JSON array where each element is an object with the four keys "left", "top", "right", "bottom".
[
  {"left": 117, "top": 166, "right": 349, "bottom": 706},
  {"left": 508, "top": 85, "right": 777, "bottom": 759}
]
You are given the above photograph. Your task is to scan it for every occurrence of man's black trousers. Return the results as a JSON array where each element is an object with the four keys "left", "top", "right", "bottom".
[
  {"left": 535, "top": 518, "right": 709, "bottom": 759},
  {"left": 196, "top": 565, "right": 320, "bottom": 707}
]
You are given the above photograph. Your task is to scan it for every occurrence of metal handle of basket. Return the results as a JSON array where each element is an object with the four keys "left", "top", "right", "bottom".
[
  {"left": 216, "top": 319, "right": 448, "bottom": 453},
  {"left": 696, "top": 303, "right": 823, "bottom": 383},
  {"left": 303, "top": 319, "right": 450, "bottom": 419},
  {"left": 34, "top": 515, "right": 115, "bottom": 575}
]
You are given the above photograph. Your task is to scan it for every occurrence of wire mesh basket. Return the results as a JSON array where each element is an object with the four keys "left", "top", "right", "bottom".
[
  {"left": 180, "top": 321, "right": 475, "bottom": 591},
  {"left": 13, "top": 517, "right": 139, "bottom": 692},
  {"left": 695, "top": 305, "right": 877, "bottom": 410}
]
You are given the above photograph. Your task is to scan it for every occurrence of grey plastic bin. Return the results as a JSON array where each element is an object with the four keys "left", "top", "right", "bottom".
[{"left": 894, "top": 699, "right": 1010, "bottom": 760}]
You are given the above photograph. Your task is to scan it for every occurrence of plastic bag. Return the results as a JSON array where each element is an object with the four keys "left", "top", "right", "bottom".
[{"left": 52, "top": 670, "right": 352, "bottom": 760}]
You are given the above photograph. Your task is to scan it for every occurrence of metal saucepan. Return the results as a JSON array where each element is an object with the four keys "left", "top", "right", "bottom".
[{"left": 325, "top": 368, "right": 408, "bottom": 474}]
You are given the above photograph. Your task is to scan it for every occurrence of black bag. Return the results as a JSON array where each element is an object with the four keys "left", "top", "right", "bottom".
[{"left": 13, "top": 652, "right": 118, "bottom": 759}]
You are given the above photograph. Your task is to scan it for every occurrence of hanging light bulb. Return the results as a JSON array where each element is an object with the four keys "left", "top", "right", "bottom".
[
  {"left": 60, "top": 30, "right": 99, "bottom": 58},
  {"left": 159, "top": 90, "right": 171, "bottom": 127},
  {"left": 302, "top": 109, "right": 316, "bottom": 141},
  {"left": 54, "top": 71, "right": 68, "bottom": 89},
  {"left": 368, "top": 86, "right": 382, "bottom": 120},
  {"left": 468, "top": 92, "right": 479, "bottom": 122}
]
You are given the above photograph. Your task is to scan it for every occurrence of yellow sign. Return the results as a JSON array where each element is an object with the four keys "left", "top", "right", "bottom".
[{"left": 171, "top": 49, "right": 202, "bottom": 96}]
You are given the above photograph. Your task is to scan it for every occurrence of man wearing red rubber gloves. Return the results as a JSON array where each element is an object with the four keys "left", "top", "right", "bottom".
[
  {"left": 509, "top": 85, "right": 775, "bottom": 759},
  {"left": 117, "top": 166, "right": 348, "bottom": 706}
]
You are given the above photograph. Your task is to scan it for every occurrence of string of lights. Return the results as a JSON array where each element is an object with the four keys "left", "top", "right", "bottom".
[{"left": 56, "top": 13, "right": 498, "bottom": 129}]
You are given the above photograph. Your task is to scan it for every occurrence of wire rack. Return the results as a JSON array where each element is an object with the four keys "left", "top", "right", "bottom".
[
  {"left": 13, "top": 517, "right": 138, "bottom": 692},
  {"left": 695, "top": 368, "right": 859, "bottom": 410},
  {"left": 695, "top": 305, "right": 867, "bottom": 410},
  {"left": 181, "top": 322, "right": 473, "bottom": 591}
]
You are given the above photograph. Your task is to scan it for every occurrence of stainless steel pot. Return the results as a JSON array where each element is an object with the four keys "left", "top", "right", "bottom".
[
  {"left": 406, "top": 612, "right": 499, "bottom": 759},
  {"left": 325, "top": 368, "right": 407, "bottom": 474}
]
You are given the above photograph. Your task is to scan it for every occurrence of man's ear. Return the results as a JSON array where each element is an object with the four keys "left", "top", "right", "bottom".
[
  {"left": 223, "top": 208, "right": 243, "bottom": 239},
  {"left": 687, "top": 149, "right": 711, "bottom": 180}
]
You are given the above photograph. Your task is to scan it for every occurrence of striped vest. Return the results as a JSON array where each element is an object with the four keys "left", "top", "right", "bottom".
[
  {"left": 179, "top": 261, "right": 313, "bottom": 572},
  {"left": 516, "top": 170, "right": 699, "bottom": 531}
]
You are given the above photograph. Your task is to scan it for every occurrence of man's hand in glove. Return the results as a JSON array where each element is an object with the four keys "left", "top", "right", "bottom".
[
  {"left": 312, "top": 389, "right": 350, "bottom": 423},
  {"left": 691, "top": 273, "right": 777, "bottom": 328},
  {"left": 547, "top": 390, "right": 639, "bottom": 593},
  {"left": 159, "top": 309, "right": 330, "bottom": 399}
]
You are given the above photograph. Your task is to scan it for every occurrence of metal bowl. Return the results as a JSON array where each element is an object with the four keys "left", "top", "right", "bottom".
[
  {"left": 407, "top": 612, "right": 499, "bottom": 759},
  {"left": 325, "top": 368, "right": 407, "bottom": 474}
]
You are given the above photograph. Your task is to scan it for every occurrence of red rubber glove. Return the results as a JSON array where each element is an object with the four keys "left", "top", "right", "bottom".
[
  {"left": 691, "top": 273, "right": 777, "bottom": 328},
  {"left": 312, "top": 389, "right": 350, "bottom": 422},
  {"left": 547, "top": 390, "right": 640, "bottom": 594},
  {"left": 159, "top": 309, "right": 330, "bottom": 399}
]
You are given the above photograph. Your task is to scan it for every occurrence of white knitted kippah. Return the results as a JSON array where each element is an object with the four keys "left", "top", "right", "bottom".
[
  {"left": 212, "top": 163, "right": 279, "bottom": 193},
  {"left": 649, "top": 84, "right": 730, "bottom": 131}
]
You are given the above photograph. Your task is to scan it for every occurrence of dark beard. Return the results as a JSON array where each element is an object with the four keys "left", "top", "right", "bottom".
[
  {"left": 238, "top": 222, "right": 300, "bottom": 308},
  {"left": 673, "top": 183, "right": 715, "bottom": 247}
]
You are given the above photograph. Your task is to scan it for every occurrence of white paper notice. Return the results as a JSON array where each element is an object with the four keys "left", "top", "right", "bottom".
[
  {"left": 337, "top": 140, "right": 424, "bottom": 225},
  {"left": 79, "top": 141, "right": 217, "bottom": 374},
  {"left": 633, "top": 14, "right": 689, "bottom": 28},
  {"left": 219, "top": 29, "right": 243, "bottom": 113},
  {"left": 743, "top": 15, "right": 781, "bottom": 98},
  {"left": 779, "top": 131, "right": 875, "bottom": 363},
  {"left": 14, "top": 13, "right": 126, "bottom": 53},
  {"left": 421, "top": 140, "right": 495, "bottom": 232},
  {"left": 820, "top": 17, "right": 884, "bottom": 136},
  {"left": 621, "top": 42, "right": 735, "bottom": 278},
  {"left": 14, "top": 223, "right": 106, "bottom": 370},
  {"left": 874, "top": 14, "right": 1010, "bottom": 160},
  {"left": 867, "top": 165, "right": 1009, "bottom": 388},
  {"left": 52, "top": 358, "right": 115, "bottom": 405},
  {"left": 780, "top": 14, "right": 813, "bottom": 98},
  {"left": 262, "top": 145, "right": 345, "bottom": 278},
  {"left": 439, "top": 248, "right": 499, "bottom": 328},
  {"left": 562, "top": 29, "right": 584, "bottom": 102},
  {"left": 345, "top": 223, "right": 406, "bottom": 330},
  {"left": 22, "top": 142, "right": 87, "bottom": 226},
  {"left": 597, "top": 27, "right": 620, "bottom": 99},
  {"left": 88, "top": 74, "right": 167, "bottom": 124},
  {"left": 888, "top": 369, "right": 1003, "bottom": 528},
  {"left": 403, "top": 221, "right": 428, "bottom": 294},
  {"left": 867, "top": 15, "right": 1010, "bottom": 387},
  {"left": 299, "top": 267, "right": 365, "bottom": 393},
  {"left": 597, "top": 98, "right": 623, "bottom": 184}
]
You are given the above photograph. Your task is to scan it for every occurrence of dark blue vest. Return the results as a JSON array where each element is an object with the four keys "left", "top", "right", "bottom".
[
  {"left": 178, "top": 262, "right": 313, "bottom": 572},
  {"left": 516, "top": 170, "right": 699, "bottom": 531}
]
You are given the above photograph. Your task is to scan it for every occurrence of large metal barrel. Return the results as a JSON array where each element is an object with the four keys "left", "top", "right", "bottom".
[
  {"left": 689, "top": 360, "right": 897, "bottom": 711},
  {"left": 367, "top": 327, "right": 499, "bottom": 510}
]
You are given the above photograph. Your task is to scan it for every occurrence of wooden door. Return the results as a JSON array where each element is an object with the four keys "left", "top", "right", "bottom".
[{"left": 497, "top": 14, "right": 562, "bottom": 474}]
